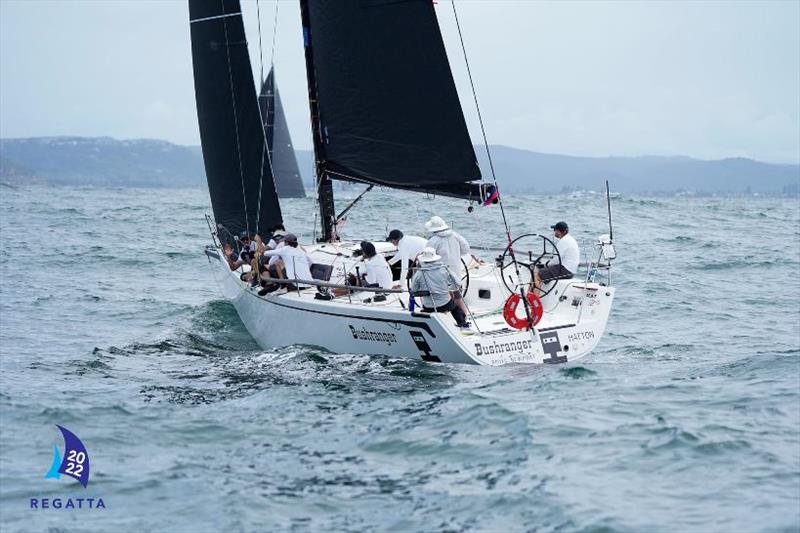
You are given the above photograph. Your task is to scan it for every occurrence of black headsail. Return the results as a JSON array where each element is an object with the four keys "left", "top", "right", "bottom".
[
  {"left": 259, "top": 68, "right": 306, "bottom": 198},
  {"left": 189, "top": 0, "right": 282, "bottom": 244},
  {"left": 300, "top": 0, "right": 483, "bottom": 241}
]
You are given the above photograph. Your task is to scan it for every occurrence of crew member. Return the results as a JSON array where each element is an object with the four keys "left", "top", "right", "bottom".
[
  {"left": 385, "top": 229, "right": 427, "bottom": 284},
  {"left": 261, "top": 233, "right": 314, "bottom": 291},
  {"left": 266, "top": 224, "right": 287, "bottom": 250},
  {"left": 410, "top": 247, "right": 471, "bottom": 331},
  {"left": 424, "top": 215, "right": 482, "bottom": 317},
  {"left": 532, "top": 221, "right": 580, "bottom": 295},
  {"left": 360, "top": 241, "right": 393, "bottom": 290}
]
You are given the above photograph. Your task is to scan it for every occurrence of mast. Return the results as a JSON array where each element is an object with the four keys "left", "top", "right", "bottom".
[{"left": 299, "top": 0, "right": 336, "bottom": 242}]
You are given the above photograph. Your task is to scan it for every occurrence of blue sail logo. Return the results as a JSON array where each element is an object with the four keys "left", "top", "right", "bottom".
[{"left": 45, "top": 425, "right": 90, "bottom": 488}]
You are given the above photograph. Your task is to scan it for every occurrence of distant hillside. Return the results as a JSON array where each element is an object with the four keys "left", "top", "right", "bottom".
[
  {"left": 471, "top": 146, "right": 800, "bottom": 195},
  {"left": 0, "top": 156, "right": 45, "bottom": 185},
  {"left": 0, "top": 137, "right": 204, "bottom": 187},
  {"left": 1, "top": 136, "right": 797, "bottom": 194},
  {"left": 296, "top": 147, "right": 799, "bottom": 195}
]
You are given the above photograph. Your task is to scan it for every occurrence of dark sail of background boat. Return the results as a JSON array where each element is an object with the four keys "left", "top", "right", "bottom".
[
  {"left": 259, "top": 68, "right": 306, "bottom": 199},
  {"left": 189, "top": 0, "right": 283, "bottom": 242},
  {"left": 304, "top": 0, "right": 483, "bottom": 199}
]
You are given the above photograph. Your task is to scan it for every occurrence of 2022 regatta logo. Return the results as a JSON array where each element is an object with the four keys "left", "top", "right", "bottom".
[
  {"left": 45, "top": 425, "right": 90, "bottom": 487},
  {"left": 31, "top": 425, "right": 106, "bottom": 510}
]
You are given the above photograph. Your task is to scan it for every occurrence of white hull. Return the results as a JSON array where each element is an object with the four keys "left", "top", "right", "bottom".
[{"left": 206, "top": 244, "right": 615, "bottom": 366}]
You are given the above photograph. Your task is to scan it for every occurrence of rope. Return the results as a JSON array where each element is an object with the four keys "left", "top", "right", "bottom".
[
  {"left": 254, "top": 0, "right": 265, "bottom": 235},
  {"left": 269, "top": 0, "right": 279, "bottom": 67},
  {"left": 253, "top": 0, "right": 280, "bottom": 237},
  {"left": 256, "top": 0, "right": 265, "bottom": 84},
  {"left": 221, "top": 0, "right": 250, "bottom": 238},
  {"left": 450, "top": 1, "right": 509, "bottom": 238},
  {"left": 450, "top": 0, "right": 536, "bottom": 334}
]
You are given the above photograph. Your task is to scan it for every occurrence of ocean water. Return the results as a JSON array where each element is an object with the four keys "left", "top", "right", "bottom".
[{"left": 0, "top": 185, "right": 798, "bottom": 532}]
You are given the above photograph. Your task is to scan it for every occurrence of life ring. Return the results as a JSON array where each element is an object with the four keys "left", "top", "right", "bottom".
[{"left": 503, "top": 292, "right": 543, "bottom": 330}]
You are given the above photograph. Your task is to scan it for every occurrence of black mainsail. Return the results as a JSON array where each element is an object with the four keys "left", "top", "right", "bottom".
[
  {"left": 189, "top": 0, "right": 283, "bottom": 243},
  {"left": 300, "top": 0, "right": 484, "bottom": 241},
  {"left": 259, "top": 68, "right": 306, "bottom": 199}
]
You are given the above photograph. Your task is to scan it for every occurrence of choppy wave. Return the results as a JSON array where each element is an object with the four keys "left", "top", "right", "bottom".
[{"left": 0, "top": 187, "right": 798, "bottom": 532}]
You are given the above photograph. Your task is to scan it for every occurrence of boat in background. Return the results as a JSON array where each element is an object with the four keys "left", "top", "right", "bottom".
[
  {"left": 259, "top": 67, "right": 305, "bottom": 199},
  {"left": 188, "top": 0, "right": 617, "bottom": 365}
]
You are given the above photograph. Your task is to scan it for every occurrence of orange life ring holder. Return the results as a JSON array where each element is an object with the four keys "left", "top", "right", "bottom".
[{"left": 503, "top": 292, "right": 543, "bottom": 330}]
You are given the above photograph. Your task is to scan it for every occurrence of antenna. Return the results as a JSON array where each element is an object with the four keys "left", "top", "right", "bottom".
[{"left": 606, "top": 180, "right": 614, "bottom": 241}]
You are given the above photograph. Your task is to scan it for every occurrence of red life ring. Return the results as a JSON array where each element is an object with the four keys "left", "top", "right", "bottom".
[{"left": 503, "top": 292, "right": 543, "bottom": 330}]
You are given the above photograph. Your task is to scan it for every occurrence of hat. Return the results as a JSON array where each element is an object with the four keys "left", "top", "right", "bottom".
[
  {"left": 424, "top": 216, "right": 449, "bottom": 233},
  {"left": 417, "top": 247, "right": 442, "bottom": 263},
  {"left": 283, "top": 233, "right": 298, "bottom": 244},
  {"left": 550, "top": 221, "right": 568, "bottom": 232},
  {"left": 360, "top": 240, "right": 376, "bottom": 257},
  {"left": 386, "top": 229, "right": 403, "bottom": 242}
]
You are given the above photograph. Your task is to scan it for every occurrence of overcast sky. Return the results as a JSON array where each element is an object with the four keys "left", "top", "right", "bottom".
[{"left": 1, "top": 0, "right": 798, "bottom": 163}]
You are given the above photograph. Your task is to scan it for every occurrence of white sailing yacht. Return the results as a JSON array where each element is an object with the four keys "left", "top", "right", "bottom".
[{"left": 188, "top": 0, "right": 616, "bottom": 365}]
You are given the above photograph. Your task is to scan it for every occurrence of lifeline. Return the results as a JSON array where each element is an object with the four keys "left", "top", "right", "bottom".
[{"left": 30, "top": 498, "right": 106, "bottom": 509}]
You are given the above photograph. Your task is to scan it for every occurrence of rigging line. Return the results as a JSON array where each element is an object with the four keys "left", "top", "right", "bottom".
[
  {"left": 257, "top": 100, "right": 278, "bottom": 233},
  {"left": 336, "top": 184, "right": 373, "bottom": 222},
  {"left": 269, "top": 0, "right": 280, "bottom": 67},
  {"left": 449, "top": 0, "right": 510, "bottom": 239},
  {"left": 451, "top": 0, "right": 537, "bottom": 335},
  {"left": 254, "top": 0, "right": 265, "bottom": 233},
  {"left": 221, "top": 0, "right": 250, "bottom": 237},
  {"left": 256, "top": 0, "right": 265, "bottom": 85},
  {"left": 260, "top": 0, "right": 281, "bottom": 233},
  {"left": 254, "top": 1, "right": 279, "bottom": 234}
]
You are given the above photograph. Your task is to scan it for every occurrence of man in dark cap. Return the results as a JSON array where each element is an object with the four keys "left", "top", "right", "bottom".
[
  {"left": 386, "top": 229, "right": 427, "bottom": 284},
  {"left": 262, "top": 233, "right": 314, "bottom": 290},
  {"left": 266, "top": 224, "right": 287, "bottom": 250},
  {"left": 348, "top": 241, "right": 393, "bottom": 297},
  {"left": 238, "top": 233, "right": 255, "bottom": 263},
  {"left": 532, "top": 221, "right": 580, "bottom": 295}
]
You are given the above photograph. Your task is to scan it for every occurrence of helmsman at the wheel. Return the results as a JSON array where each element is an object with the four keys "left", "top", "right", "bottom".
[{"left": 532, "top": 221, "right": 580, "bottom": 295}]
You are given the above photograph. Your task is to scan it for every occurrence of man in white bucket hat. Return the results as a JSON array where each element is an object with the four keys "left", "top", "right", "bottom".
[
  {"left": 424, "top": 216, "right": 482, "bottom": 277},
  {"left": 424, "top": 215, "right": 482, "bottom": 317},
  {"left": 410, "top": 247, "right": 470, "bottom": 331}
]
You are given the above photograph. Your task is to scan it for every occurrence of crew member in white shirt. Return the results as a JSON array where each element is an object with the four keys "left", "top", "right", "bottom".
[
  {"left": 265, "top": 224, "right": 290, "bottom": 272},
  {"left": 532, "top": 221, "right": 580, "bottom": 296},
  {"left": 261, "top": 233, "right": 314, "bottom": 289},
  {"left": 345, "top": 241, "right": 393, "bottom": 302},
  {"left": 424, "top": 216, "right": 481, "bottom": 278},
  {"left": 266, "top": 224, "right": 287, "bottom": 250},
  {"left": 359, "top": 241, "right": 393, "bottom": 290},
  {"left": 385, "top": 229, "right": 427, "bottom": 285},
  {"left": 424, "top": 215, "right": 483, "bottom": 317}
]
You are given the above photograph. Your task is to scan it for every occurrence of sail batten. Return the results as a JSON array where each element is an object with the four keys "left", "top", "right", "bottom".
[
  {"left": 189, "top": 0, "right": 282, "bottom": 243},
  {"left": 305, "top": 0, "right": 482, "bottom": 198}
]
